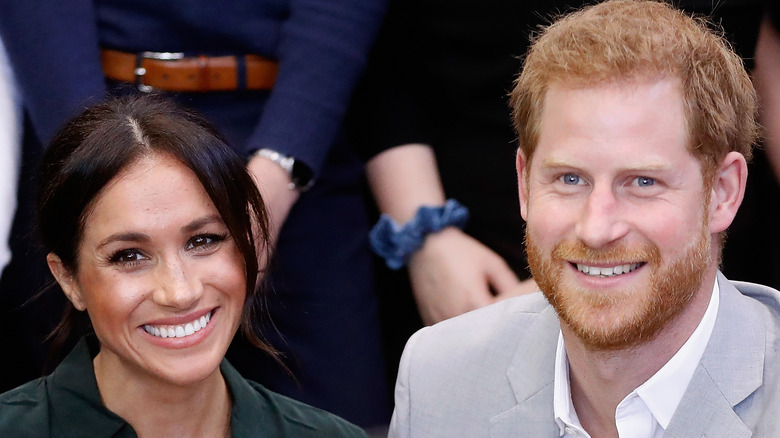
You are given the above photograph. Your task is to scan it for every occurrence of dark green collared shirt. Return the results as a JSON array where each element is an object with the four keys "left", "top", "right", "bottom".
[{"left": 0, "top": 338, "right": 367, "bottom": 437}]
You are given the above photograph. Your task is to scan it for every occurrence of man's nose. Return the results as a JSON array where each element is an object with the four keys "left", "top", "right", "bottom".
[
  {"left": 152, "top": 257, "right": 203, "bottom": 309},
  {"left": 574, "top": 185, "right": 629, "bottom": 249}
]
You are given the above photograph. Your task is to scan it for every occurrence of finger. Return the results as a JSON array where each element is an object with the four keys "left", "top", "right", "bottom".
[{"left": 483, "top": 256, "right": 521, "bottom": 295}]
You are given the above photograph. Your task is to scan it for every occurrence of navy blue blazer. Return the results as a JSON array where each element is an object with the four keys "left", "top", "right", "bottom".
[{"left": 0, "top": 0, "right": 387, "bottom": 175}]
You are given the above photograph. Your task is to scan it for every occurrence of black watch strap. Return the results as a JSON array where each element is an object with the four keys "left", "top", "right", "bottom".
[{"left": 252, "top": 148, "right": 314, "bottom": 191}]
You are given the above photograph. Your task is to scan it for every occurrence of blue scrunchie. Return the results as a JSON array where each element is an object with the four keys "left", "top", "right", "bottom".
[{"left": 369, "top": 199, "right": 469, "bottom": 270}]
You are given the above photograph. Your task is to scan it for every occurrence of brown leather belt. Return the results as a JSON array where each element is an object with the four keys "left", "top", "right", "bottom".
[{"left": 101, "top": 49, "right": 278, "bottom": 92}]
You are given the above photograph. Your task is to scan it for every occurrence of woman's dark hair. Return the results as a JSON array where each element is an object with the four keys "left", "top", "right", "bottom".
[{"left": 37, "top": 94, "right": 277, "bottom": 359}]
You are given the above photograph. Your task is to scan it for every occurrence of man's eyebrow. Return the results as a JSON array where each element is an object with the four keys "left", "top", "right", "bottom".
[
  {"left": 539, "top": 157, "right": 669, "bottom": 172},
  {"left": 182, "top": 214, "right": 225, "bottom": 234},
  {"left": 539, "top": 157, "right": 576, "bottom": 169}
]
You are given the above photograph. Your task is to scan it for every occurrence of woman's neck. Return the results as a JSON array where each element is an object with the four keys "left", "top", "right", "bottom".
[{"left": 93, "top": 352, "right": 233, "bottom": 438}]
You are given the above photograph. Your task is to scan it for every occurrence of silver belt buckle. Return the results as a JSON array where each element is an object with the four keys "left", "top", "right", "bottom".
[{"left": 134, "top": 51, "right": 185, "bottom": 93}]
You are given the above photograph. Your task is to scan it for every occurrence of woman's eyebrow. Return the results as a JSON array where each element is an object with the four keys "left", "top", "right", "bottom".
[
  {"left": 182, "top": 214, "right": 225, "bottom": 234},
  {"left": 96, "top": 232, "right": 150, "bottom": 250}
]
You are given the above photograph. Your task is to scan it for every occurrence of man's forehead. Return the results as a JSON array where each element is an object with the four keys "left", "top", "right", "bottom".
[
  {"left": 537, "top": 77, "right": 689, "bottom": 141},
  {"left": 526, "top": 76, "right": 700, "bottom": 174},
  {"left": 542, "top": 74, "right": 684, "bottom": 103}
]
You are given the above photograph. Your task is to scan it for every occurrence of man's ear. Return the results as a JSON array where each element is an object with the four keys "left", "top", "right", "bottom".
[
  {"left": 516, "top": 150, "right": 529, "bottom": 220},
  {"left": 46, "top": 253, "right": 87, "bottom": 311},
  {"left": 708, "top": 151, "right": 748, "bottom": 234}
]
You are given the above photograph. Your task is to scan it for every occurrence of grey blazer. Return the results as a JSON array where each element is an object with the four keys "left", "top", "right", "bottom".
[{"left": 389, "top": 272, "right": 780, "bottom": 437}]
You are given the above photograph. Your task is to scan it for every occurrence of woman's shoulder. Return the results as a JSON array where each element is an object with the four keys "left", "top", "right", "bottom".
[
  {"left": 0, "top": 378, "right": 51, "bottom": 437},
  {"left": 222, "top": 360, "right": 368, "bottom": 437},
  {"left": 247, "top": 380, "right": 368, "bottom": 437}
]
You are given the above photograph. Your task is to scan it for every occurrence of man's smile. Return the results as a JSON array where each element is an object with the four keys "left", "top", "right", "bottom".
[{"left": 574, "top": 262, "right": 644, "bottom": 278}]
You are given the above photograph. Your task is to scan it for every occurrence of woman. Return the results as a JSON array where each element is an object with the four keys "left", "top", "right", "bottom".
[
  {"left": 0, "top": 95, "right": 367, "bottom": 437},
  {"left": 0, "top": 3, "right": 390, "bottom": 426}
]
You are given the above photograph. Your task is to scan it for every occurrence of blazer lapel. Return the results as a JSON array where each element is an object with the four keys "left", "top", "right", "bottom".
[
  {"left": 665, "top": 272, "right": 764, "bottom": 438},
  {"left": 490, "top": 304, "right": 560, "bottom": 438}
]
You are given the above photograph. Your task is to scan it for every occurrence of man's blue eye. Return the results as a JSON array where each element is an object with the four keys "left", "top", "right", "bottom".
[
  {"left": 635, "top": 177, "right": 655, "bottom": 187},
  {"left": 561, "top": 174, "right": 581, "bottom": 185}
]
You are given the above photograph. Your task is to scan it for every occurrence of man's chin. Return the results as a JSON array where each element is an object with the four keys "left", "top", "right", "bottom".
[
  {"left": 549, "top": 287, "right": 661, "bottom": 351},
  {"left": 530, "top": 233, "right": 711, "bottom": 351}
]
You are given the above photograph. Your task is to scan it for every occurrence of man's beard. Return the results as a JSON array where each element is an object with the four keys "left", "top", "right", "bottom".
[{"left": 526, "top": 225, "right": 711, "bottom": 351}]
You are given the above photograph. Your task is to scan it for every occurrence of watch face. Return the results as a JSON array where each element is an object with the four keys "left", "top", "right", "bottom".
[{"left": 291, "top": 160, "right": 314, "bottom": 189}]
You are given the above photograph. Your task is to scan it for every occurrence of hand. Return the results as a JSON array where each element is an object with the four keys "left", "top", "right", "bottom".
[
  {"left": 407, "top": 227, "right": 521, "bottom": 325},
  {"left": 497, "top": 278, "right": 539, "bottom": 299},
  {"left": 247, "top": 155, "right": 300, "bottom": 244}
]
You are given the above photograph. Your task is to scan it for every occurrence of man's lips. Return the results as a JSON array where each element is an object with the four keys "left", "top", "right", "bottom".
[{"left": 574, "top": 262, "right": 645, "bottom": 278}]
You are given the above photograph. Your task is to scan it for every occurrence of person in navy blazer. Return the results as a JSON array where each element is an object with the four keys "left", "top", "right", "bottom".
[{"left": 0, "top": 0, "right": 390, "bottom": 427}]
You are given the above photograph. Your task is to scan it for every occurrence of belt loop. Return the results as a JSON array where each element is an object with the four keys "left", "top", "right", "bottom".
[
  {"left": 197, "top": 55, "right": 209, "bottom": 92},
  {"left": 237, "top": 56, "right": 248, "bottom": 90},
  {"left": 134, "top": 54, "right": 154, "bottom": 93}
]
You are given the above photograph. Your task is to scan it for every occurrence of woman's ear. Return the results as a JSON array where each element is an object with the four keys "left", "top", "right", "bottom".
[
  {"left": 708, "top": 151, "right": 748, "bottom": 234},
  {"left": 46, "top": 253, "right": 87, "bottom": 311}
]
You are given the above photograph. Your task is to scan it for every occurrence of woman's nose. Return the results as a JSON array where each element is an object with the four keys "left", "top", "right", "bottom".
[{"left": 152, "top": 257, "right": 203, "bottom": 309}]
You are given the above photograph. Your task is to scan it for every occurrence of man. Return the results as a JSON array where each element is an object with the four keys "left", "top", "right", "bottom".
[{"left": 388, "top": 1, "right": 780, "bottom": 437}]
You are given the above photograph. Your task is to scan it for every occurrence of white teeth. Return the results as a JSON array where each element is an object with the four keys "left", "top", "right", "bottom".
[
  {"left": 577, "top": 263, "right": 640, "bottom": 278},
  {"left": 144, "top": 311, "right": 212, "bottom": 339}
]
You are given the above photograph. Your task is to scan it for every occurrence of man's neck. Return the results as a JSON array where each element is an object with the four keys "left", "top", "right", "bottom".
[{"left": 563, "top": 273, "right": 716, "bottom": 437}]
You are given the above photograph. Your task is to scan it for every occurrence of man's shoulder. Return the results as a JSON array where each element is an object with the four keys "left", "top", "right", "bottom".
[
  {"left": 730, "top": 279, "right": 780, "bottom": 313},
  {"left": 390, "top": 293, "right": 559, "bottom": 437},
  {"left": 724, "top": 277, "right": 780, "bottom": 335},
  {"left": 402, "top": 291, "right": 557, "bottom": 386},
  {"left": 423, "top": 292, "right": 555, "bottom": 344},
  {"left": 675, "top": 276, "right": 780, "bottom": 435}
]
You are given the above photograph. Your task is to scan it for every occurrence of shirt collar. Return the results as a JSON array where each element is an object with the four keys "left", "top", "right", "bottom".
[
  {"left": 221, "top": 356, "right": 271, "bottom": 436},
  {"left": 553, "top": 279, "right": 720, "bottom": 436},
  {"left": 48, "top": 336, "right": 131, "bottom": 437},
  {"left": 636, "top": 279, "right": 719, "bottom": 428},
  {"left": 47, "top": 336, "right": 269, "bottom": 437}
]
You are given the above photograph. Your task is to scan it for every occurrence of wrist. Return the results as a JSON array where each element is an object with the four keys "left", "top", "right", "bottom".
[
  {"left": 369, "top": 199, "right": 469, "bottom": 270},
  {"left": 250, "top": 148, "right": 314, "bottom": 191}
]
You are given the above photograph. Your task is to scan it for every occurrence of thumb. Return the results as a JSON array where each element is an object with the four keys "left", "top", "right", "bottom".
[{"left": 483, "top": 255, "right": 521, "bottom": 295}]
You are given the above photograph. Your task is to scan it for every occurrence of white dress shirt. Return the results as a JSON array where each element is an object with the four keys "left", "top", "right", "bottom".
[
  {"left": 0, "top": 36, "right": 21, "bottom": 275},
  {"left": 554, "top": 280, "right": 721, "bottom": 437}
]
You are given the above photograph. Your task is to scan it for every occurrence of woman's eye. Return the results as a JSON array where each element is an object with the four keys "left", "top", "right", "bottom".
[
  {"left": 560, "top": 174, "right": 584, "bottom": 185},
  {"left": 187, "top": 233, "right": 227, "bottom": 251},
  {"left": 633, "top": 176, "right": 655, "bottom": 187},
  {"left": 109, "top": 249, "right": 147, "bottom": 265}
]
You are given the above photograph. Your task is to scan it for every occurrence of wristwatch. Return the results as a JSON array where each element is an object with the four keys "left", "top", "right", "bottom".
[{"left": 252, "top": 148, "right": 315, "bottom": 191}]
